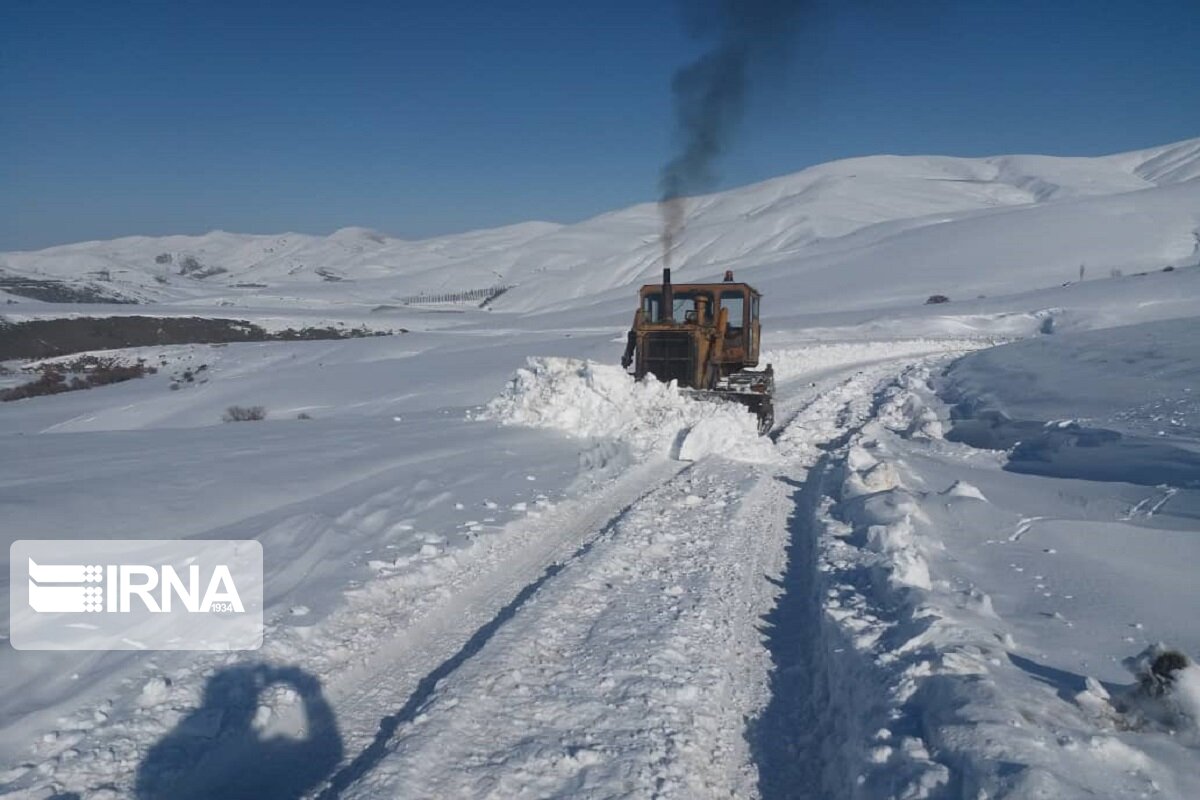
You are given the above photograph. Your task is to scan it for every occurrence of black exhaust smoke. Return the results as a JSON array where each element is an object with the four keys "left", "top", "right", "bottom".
[{"left": 659, "top": 0, "right": 810, "bottom": 265}]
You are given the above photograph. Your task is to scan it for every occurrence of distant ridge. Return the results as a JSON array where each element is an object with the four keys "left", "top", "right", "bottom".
[{"left": 3, "top": 137, "right": 1198, "bottom": 315}]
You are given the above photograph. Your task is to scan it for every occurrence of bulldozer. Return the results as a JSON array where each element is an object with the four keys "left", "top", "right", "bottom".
[{"left": 621, "top": 268, "right": 774, "bottom": 434}]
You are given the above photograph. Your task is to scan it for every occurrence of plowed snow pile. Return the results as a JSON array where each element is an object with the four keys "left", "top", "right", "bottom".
[{"left": 478, "top": 357, "right": 776, "bottom": 462}]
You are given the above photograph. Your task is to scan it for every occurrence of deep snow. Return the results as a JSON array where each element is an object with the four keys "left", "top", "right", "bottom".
[
  {"left": 1, "top": 138, "right": 1199, "bottom": 799},
  {"left": 783, "top": 362, "right": 1200, "bottom": 798}
]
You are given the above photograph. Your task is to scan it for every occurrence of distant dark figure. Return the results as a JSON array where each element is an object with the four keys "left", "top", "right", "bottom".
[{"left": 136, "top": 663, "right": 343, "bottom": 800}]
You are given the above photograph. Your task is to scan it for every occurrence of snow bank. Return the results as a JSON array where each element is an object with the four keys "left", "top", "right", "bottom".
[
  {"left": 477, "top": 357, "right": 776, "bottom": 462},
  {"left": 942, "top": 317, "right": 1200, "bottom": 444},
  {"left": 807, "top": 358, "right": 1200, "bottom": 798},
  {"left": 942, "top": 317, "right": 1200, "bottom": 488}
]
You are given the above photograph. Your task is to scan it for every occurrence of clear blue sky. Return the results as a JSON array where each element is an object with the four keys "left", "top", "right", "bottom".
[{"left": 2, "top": 0, "right": 1198, "bottom": 250}]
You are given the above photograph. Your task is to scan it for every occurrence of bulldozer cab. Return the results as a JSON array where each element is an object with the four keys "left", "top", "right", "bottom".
[{"left": 626, "top": 269, "right": 763, "bottom": 388}]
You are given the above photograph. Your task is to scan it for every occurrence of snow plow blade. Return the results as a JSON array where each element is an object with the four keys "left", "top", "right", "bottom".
[{"left": 684, "top": 366, "right": 775, "bottom": 435}]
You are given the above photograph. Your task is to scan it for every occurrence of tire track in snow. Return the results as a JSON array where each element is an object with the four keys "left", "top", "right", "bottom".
[
  {"left": 294, "top": 458, "right": 689, "bottom": 786},
  {"left": 315, "top": 462, "right": 691, "bottom": 798},
  {"left": 336, "top": 459, "right": 789, "bottom": 799}
]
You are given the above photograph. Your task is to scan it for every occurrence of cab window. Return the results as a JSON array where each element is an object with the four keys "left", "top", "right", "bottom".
[
  {"left": 642, "top": 292, "right": 662, "bottom": 321},
  {"left": 673, "top": 291, "right": 714, "bottom": 323},
  {"left": 720, "top": 291, "right": 745, "bottom": 332}
]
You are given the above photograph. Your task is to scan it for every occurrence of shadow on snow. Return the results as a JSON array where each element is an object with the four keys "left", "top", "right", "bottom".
[{"left": 134, "top": 663, "right": 343, "bottom": 800}]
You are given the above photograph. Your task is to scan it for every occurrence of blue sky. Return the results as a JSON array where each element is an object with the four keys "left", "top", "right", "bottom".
[{"left": 2, "top": 0, "right": 1198, "bottom": 250}]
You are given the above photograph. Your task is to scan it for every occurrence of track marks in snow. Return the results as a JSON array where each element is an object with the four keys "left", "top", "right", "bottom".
[
  {"left": 1010, "top": 516, "right": 1045, "bottom": 542},
  {"left": 307, "top": 459, "right": 688, "bottom": 791},
  {"left": 757, "top": 357, "right": 1200, "bottom": 799},
  {"left": 1121, "top": 486, "right": 1179, "bottom": 521},
  {"left": 338, "top": 461, "right": 791, "bottom": 799},
  {"left": 317, "top": 470, "right": 665, "bottom": 798},
  {"left": 7, "top": 458, "right": 679, "bottom": 800},
  {"left": 752, "top": 365, "right": 929, "bottom": 798}
]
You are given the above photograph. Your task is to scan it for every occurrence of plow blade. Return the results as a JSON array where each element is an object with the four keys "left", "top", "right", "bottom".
[{"left": 683, "top": 365, "right": 776, "bottom": 435}]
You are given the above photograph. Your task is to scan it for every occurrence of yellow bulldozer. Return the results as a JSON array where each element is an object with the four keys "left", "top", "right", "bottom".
[{"left": 621, "top": 268, "right": 775, "bottom": 434}]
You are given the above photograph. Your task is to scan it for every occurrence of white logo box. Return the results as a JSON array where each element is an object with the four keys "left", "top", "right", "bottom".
[{"left": 10, "top": 540, "right": 263, "bottom": 651}]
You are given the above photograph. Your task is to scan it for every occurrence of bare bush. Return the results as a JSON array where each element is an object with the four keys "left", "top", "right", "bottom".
[
  {"left": 223, "top": 405, "right": 267, "bottom": 422},
  {"left": 178, "top": 255, "right": 203, "bottom": 275},
  {"left": 1, "top": 370, "right": 68, "bottom": 401},
  {"left": 1, "top": 357, "right": 155, "bottom": 402}
]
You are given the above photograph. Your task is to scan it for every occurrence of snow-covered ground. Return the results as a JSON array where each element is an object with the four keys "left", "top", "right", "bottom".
[{"left": 1, "top": 139, "right": 1199, "bottom": 798}]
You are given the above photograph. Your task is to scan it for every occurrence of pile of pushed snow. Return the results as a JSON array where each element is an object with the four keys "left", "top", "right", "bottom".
[{"left": 477, "top": 357, "right": 776, "bottom": 463}]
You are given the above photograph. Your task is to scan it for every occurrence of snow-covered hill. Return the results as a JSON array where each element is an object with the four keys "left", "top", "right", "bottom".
[{"left": 3, "top": 138, "right": 1199, "bottom": 316}]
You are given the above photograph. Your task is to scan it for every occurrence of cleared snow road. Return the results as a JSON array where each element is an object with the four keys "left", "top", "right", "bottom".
[{"left": 317, "top": 343, "right": 977, "bottom": 799}]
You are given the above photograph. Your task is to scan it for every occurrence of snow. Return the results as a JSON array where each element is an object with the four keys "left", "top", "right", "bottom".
[
  {"left": 337, "top": 459, "right": 783, "bottom": 799},
  {"left": 2, "top": 137, "right": 1200, "bottom": 798},
  {"left": 477, "top": 356, "right": 774, "bottom": 462},
  {"left": 943, "top": 316, "right": 1200, "bottom": 446},
  {"left": 775, "top": 360, "right": 1200, "bottom": 798}
]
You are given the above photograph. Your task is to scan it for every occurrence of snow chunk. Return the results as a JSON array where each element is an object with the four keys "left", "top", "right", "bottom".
[
  {"left": 137, "top": 676, "right": 172, "bottom": 708},
  {"left": 1175, "top": 665, "right": 1200, "bottom": 730},
  {"left": 845, "top": 461, "right": 902, "bottom": 497},
  {"left": 866, "top": 518, "right": 932, "bottom": 590},
  {"left": 940, "top": 480, "right": 988, "bottom": 501},
  {"left": 847, "top": 445, "right": 880, "bottom": 472},
  {"left": 675, "top": 414, "right": 775, "bottom": 463}
]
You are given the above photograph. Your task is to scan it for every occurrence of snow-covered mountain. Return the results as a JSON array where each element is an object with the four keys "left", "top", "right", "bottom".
[{"left": 3, "top": 138, "right": 1199, "bottom": 315}]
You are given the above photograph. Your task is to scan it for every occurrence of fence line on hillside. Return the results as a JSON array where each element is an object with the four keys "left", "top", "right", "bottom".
[{"left": 396, "top": 284, "right": 514, "bottom": 306}]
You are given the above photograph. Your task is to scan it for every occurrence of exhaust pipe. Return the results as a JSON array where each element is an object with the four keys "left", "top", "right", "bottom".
[{"left": 662, "top": 268, "right": 673, "bottom": 322}]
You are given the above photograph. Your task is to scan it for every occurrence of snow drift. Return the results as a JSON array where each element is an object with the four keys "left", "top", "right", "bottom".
[{"left": 477, "top": 357, "right": 776, "bottom": 463}]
